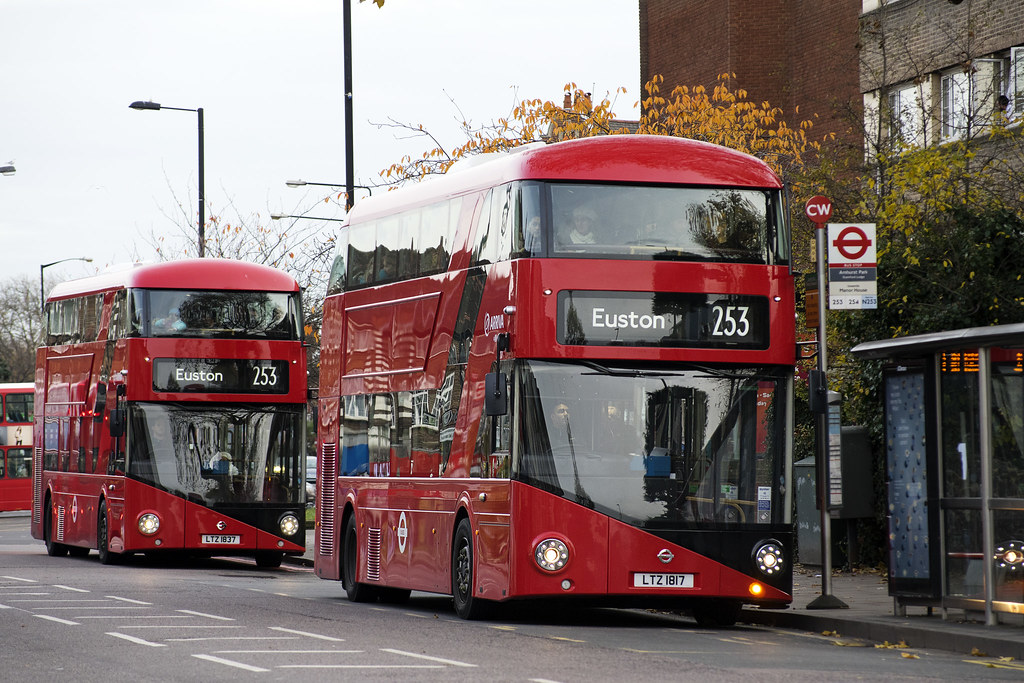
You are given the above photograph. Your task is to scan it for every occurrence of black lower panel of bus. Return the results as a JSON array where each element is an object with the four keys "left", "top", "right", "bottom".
[{"left": 641, "top": 525, "right": 793, "bottom": 596}]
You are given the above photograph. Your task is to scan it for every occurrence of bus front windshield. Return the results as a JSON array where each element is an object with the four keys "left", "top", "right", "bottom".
[
  {"left": 537, "top": 183, "right": 786, "bottom": 264},
  {"left": 513, "top": 361, "right": 789, "bottom": 527},
  {"left": 132, "top": 289, "right": 301, "bottom": 339},
  {"left": 127, "top": 403, "right": 304, "bottom": 507}
]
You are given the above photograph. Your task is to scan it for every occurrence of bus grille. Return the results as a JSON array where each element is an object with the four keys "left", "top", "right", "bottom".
[
  {"left": 366, "top": 527, "right": 381, "bottom": 581},
  {"left": 317, "top": 441, "right": 337, "bottom": 556},
  {"left": 56, "top": 505, "right": 66, "bottom": 541}
]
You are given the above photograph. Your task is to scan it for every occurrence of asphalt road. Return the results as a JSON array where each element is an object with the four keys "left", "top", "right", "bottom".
[{"left": 2, "top": 514, "right": 1022, "bottom": 682}]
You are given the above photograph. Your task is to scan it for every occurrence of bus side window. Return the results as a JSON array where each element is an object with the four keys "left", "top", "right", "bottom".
[{"left": 348, "top": 222, "right": 376, "bottom": 287}]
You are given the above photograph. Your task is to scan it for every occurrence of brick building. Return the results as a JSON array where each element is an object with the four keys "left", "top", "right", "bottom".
[
  {"left": 639, "top": 0, "right": 1024, "bottom": 151},
  {"left": 639, "top": 0, "right": 863, "bottom": 146}
]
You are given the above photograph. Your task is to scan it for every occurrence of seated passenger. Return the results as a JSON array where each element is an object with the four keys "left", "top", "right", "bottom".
[{"left": 564, "top": 207, "right": 598, "bottom": 245}]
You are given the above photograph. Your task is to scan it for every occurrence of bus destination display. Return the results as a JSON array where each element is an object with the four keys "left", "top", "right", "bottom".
[
  {"left": 557, "top": 291, "right": 769, "bottom": 348},
  {"left": 153, "top": 358, "right": 289, "bottom": 394}
]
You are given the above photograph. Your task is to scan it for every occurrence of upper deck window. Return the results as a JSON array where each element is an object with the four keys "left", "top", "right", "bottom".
[
  {"left": 548, "top": 183, "right": 781, "bottom": 265},
  {"left": 133, "top": 289, "right": 301, "bottom": 340}
]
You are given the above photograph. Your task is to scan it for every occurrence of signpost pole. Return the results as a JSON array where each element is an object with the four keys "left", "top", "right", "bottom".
[{"left": 804, "top": 196, "right": 849, "bottom": 610}]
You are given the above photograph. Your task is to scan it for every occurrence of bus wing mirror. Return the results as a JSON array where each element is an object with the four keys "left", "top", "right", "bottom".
[
  {"left": 484, "top": 372, "right": 507, "bottom": 416},
  {"left": 109, "top": 407, "right": 126, "bottom": 438}
]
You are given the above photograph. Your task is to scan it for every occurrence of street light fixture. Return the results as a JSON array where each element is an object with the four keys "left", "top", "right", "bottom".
[
  {"left": 129, "top": 100, "right": 206, "bottom": 257},
  {"left": 285, "top": 179, "right": 372, "bottom": 203},
  {"left": 0, "top": 163, "right": 15, "bottom": 176},
  {"left": 40, "top": 257, "right": 93, "bottom": 312},
  {"left": 270, "top": 213, "right": 346, "bottom": 222}
]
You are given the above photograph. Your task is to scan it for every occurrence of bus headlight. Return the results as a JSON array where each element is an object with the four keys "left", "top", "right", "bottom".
[
  {"left": 138, "top": 513, "right": 161, "bottom": 536},
  {"left": 279, "top": 513, "right": 300, "bottom": 537},
  {"left": 753, "top": 540, "right": 784, "bottom": 576},
  {"left": 995, "top": 541, "right": 1024, "bottom": 570},
  {"left": 534, "top": 538, "right": 569, "bottom": 572}
]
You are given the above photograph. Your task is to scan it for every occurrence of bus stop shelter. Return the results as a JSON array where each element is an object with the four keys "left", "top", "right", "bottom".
[{"left": 852, "top": 323, "right": 1024, "bottom": 626}]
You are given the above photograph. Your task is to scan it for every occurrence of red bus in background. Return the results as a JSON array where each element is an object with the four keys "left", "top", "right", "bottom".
[
  {"left": 1, "top": 383, "right": 34, "bottom": 512},
  {"left": 32, "top": 259, "right": 308, "bottom": 567},
  {"left": 315, "top": 135, "right": 797, "bottom": 625}
]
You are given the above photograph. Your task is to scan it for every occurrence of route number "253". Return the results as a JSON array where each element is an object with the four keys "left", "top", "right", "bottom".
[{"left": 711, "top": 305, "right": 750, "bottom": 338}]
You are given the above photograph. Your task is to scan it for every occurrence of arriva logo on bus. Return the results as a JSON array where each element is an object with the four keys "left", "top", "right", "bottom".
[{"left": 591, "top": 308, "right": 668, "bottom": 330}]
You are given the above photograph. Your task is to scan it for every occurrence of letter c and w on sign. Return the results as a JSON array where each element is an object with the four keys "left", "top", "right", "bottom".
[{"left": 804, "top": 195, "right": 832, "bottom": 224}]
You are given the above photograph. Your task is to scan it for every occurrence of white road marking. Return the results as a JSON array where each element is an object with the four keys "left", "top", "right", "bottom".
[
  {"left": 1, "top": 576, "right": 37, "bottom": 582},
  {"left": 33, "top": 614, "right": 79, "bottom": 626},
  {"left": 381, "top": 648, "right": 477, "bottom": 667},
  {"left": 215, "top": 649, "right": 364, "bottom": 654},
  {"left": 167, "top": 636, "right": 299, "bottom": 642},
  {"left": 269, "top": 626, "right": 345, "bottom": 642},
  {"left": 52, "top": 585, "right": 89, "bottom": 592},
  {"left": 278, "top": 664, "right": 444, "bottom": 670},
  {"left": 177, "top": 609, "right": 234, "bottom": 621},
  {"left": 106, "top": 632, "right": 167, "bottom": 647},
  {"left": 192, "top": 654, "right": 270, "bottom": 672},
  {"left": 107, "top": 595, "right": 152, "bottom": 605}
]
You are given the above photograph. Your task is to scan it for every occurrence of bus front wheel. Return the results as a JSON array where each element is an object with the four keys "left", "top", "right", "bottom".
[
  {"left": 451, "top": 518, "right": 489, "bottom": 620},
  {"left": 342, "top": 515, "right": 379, "bottom": 603},
  {"left": 691, "top": 599, "right": 741, "bottom": 628}
]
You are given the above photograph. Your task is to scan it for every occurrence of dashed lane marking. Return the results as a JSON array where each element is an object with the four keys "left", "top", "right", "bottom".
[{"left": 106, "top": 632, "right": 167, "bottom": 647}]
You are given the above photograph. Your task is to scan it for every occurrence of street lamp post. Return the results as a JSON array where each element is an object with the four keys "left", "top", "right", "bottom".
[
  {"left": 129, "top": 100, "right": 205, "bottom": 257},
  {"left": 40, "top": 257, "right": 93, "bottom": 312},
  {"left": 343, "top": 0, "right": 354, "bottom": 212}
]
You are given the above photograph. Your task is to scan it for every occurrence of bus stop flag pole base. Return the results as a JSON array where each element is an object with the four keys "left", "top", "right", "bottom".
[{"left": 807, "top": 592, "right": 850, "bottom": 610}]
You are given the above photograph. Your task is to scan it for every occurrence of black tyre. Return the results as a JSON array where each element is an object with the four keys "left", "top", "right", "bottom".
[
  {"left": 44, "top": 498, "right": 68, "bottom": 557},
  {"left": 342, "top": 514, "right": 379, "bottom": 602},
  {"left": 692, "top": 599, "right": 742, "bottom": 628},
  {"left": 97, "top": 501, "right": 120, "bottom": 565},
  {"left": 254, "top": 551, "right": 283, "bottom": 568},
  {"left": 451, "top": 518, "right": 489, "bottom": 619}
]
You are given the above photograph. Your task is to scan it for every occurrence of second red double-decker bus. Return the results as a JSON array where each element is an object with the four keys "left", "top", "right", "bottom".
[
  {"left": 1, "top": 383, "right": 34, "bottom": 512},
  {"left": 32, "top": 259, "right": 308, "bottom": 567},
  {"left": 315, "top": 135, "right": 796, "bottom": 624}
]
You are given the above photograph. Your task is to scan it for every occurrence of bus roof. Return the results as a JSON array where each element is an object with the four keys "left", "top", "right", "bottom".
[
  {"left": 46, "top": 259, "right": 300, "bottom": 301},
  {"left": 347, "top": 134, "right": 784, "bottom": 224}
]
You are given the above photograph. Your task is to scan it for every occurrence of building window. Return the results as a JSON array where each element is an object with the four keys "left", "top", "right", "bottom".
[
  {"left": 940, "top": 69, "right": 971, "bottom": 140},
  {"left": 887, "top": 83, "right": 923, "bottom": 147},
  {"left": 1011, "top": 47, "right": 1024, "bottom": 120}
]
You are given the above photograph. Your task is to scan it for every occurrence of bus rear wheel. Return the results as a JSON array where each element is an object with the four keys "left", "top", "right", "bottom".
[
  {"left": 44, "top": 499, "right": 68, "bottom": 557},
  {"left": 342, "top": 515, "right": 379, "bottom": 603},
  {"left": 97, "top": 501, "right": 120, "bottom": 565},
  {"left": 451, "top": 518, "right": 489, "bottom": 620}
]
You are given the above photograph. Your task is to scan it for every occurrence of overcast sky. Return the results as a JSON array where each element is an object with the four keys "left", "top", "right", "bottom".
[{"left": 1, "top": 0, "right": 640, "bottom": 286}]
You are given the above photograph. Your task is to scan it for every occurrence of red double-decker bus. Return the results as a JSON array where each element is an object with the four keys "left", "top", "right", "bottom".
[
  {"left": 31, "top": 259, "right": 308, "bottom": 567},
  {"left": 1, "top": 383, "right": 34, "bottom": 512},
  {"left": 315, "top": 135, "right": 796, "bottom": 624}
]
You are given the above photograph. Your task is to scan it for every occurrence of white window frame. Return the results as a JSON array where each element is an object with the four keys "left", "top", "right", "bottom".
[
  {"left": 887, "top": 82, "right": 924, "bottom": 147},
  {"left": 940, "top": 69, "right": 972, "bottom": 141},
  {"left": 1011, "top": 47, "right": 1024, "bottom": 120}
]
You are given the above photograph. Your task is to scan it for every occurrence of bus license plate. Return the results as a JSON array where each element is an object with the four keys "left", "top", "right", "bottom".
[
  {"left": 633, "top": 572, "right": 694, "bottom": 588},
  {"left": 201, "top": 534, "right": 241, "bottom": 545}
]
